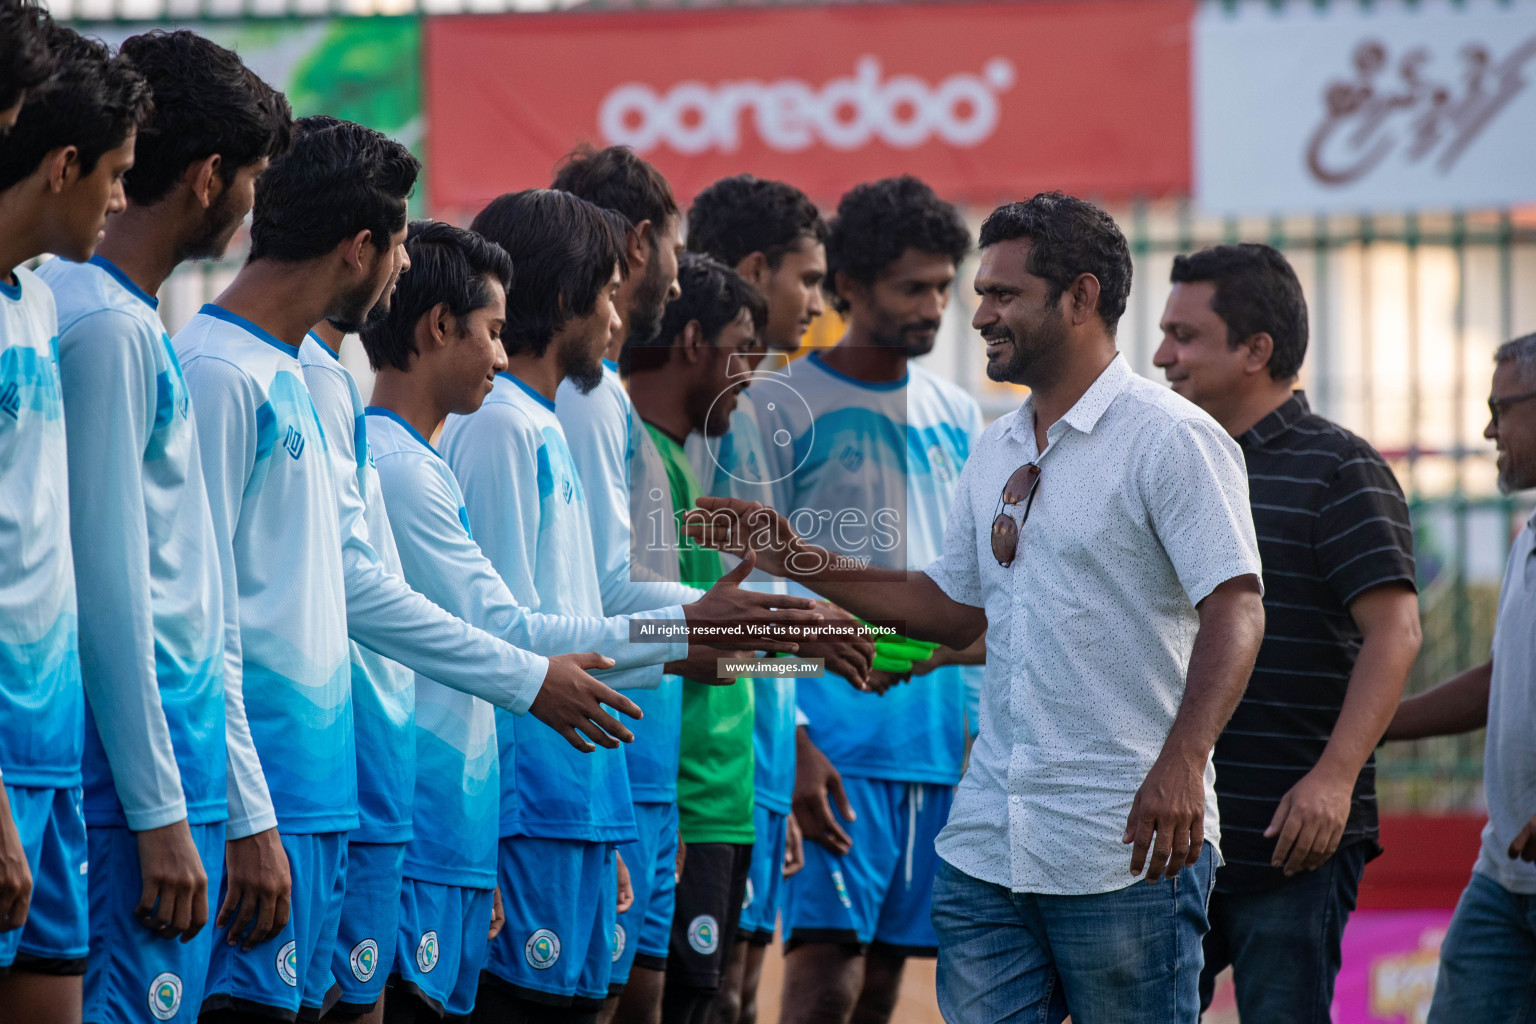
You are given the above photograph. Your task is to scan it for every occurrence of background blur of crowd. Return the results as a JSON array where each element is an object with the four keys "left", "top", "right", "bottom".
[{"left": 38, "top": 0, "right": 1536, "bottom": 1018}]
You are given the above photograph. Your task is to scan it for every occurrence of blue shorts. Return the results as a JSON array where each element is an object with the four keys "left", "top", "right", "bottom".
[
  {"left": 738, "top": 805, "right": 787, "bottom": 942},
  {"left": 0, "top": 784, "right": 87, "bottom": 973},
  {"left": 327, "top": 841, "right": 404, "bottom": 1015},
  {"left": 389, "top": 877, "right": 492, "bottom": 1021},
  {"left": 84, "top": 821, "right": 225, "bottom": 1023},
  {"left": 613, "top": 802, "right": 678, "bottom": 984},
  {"left": 783, "top": 778, "right": 950, "bottom": 956},
  {"left": 202, "top": 830, "right": 347, "bottom": 1020},
  {"left": 484, "top": 837, "right": 616, "bottom": 1007}
]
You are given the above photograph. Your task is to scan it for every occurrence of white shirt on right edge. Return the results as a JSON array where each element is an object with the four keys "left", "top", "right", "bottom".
[
  {"left": 924, "top": 354, "right": 1262, "bottom": 897},
  {"left": 1477, "top": 508, "right": 1536, "bottom": 894}
]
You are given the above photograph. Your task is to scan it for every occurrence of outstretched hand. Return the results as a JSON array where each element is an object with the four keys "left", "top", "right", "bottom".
[
  {"left": 683, "top": 497, "right": 807, "bottom": 579},
  {"left": 530, "top": 653, "right": 642, "bottom": 752},
  {"left": 684, "top": 550, "right": 822, "bottom": 654}
]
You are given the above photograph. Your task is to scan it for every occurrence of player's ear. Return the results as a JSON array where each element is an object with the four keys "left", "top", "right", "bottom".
[
  {"left": 681, "top": 319, "right": 706, "bottom": 362},
  {"left": 738, "top": 251, "right": 769, "bottom": 287},
  {"left": 187, "top": 154, "right": 221, "bottom": 210},
  {"left": 340, "top": 230, "right": 372, "bottom": 273},
  {"left": 45, "top": 146, "right": 79, "bottom": 193},
  {"left": 427, "top": 301, "right": 454, "bottom": 350},
  {"left": 627, "top": 221, "right": 653, "bottom": 268}
]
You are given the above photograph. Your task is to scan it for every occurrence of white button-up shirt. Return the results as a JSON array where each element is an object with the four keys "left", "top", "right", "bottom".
[
  {"left": 1476, "top": 508, "right": 1536, "bottom": 894},
  {"left": 925, "top": 355, "right": 1262, "bottom": 896}
]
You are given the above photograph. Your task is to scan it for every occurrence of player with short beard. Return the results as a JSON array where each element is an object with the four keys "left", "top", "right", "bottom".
[
  {"left": 33, "top": 31, "right": 291, "bottom": 1024},
  {"left": 171, "top": 119, "right": 415, "bottom": 1023},
  {"left": 755, "top": 176, "right": 984, "bottom": 1024},
  {"left": 0, "top": 25, "right": 150, "bottom": 1024},
  {"left": 682, "top": 175, "right": 874, "bottom": 1024}
]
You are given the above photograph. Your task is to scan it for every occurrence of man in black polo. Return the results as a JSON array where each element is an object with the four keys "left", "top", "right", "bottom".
[{"left": 1153, "top": 243, "right": 1423, "bottom": 1022}]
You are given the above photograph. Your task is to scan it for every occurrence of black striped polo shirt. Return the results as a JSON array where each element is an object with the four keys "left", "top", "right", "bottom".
[{"left": 1214, "top": 391, "right": 1417, "bottom": 893}]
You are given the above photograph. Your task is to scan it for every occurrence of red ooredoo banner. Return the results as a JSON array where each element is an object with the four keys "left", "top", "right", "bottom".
[{"left": 424, "top": 0, "right": 1191, "bottom": 216}]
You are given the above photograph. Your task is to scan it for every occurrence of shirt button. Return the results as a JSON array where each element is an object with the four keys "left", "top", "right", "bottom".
[
  {"left": 1010, "top": 795, "right": 1021, "bottom": 804},
  {"left": 1012, "top": 594, "right": 1021, "bottom": 606}
]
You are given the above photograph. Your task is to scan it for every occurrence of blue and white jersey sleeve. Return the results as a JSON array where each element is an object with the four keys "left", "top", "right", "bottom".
[
  {"left": 299, "top": 338, "right": 547, "bottom": 717},
  {"left": 365, "top": 409, "right": 685, "bottom": 674},
  {"left": 0, "top": 267, "right": 84, "bottom": 789},
  {"left": 557, "top": 367, "right": 704, "bottom": 614},
  {"left": 176, "top": 307, "right": 353, "bottom": 836},
  {"left": 44, "top": 256, "right": 227, "bottom": 831}
]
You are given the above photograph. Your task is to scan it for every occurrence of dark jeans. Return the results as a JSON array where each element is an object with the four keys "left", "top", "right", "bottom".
[{"left": 1198, "top": 841, "right": 1369, "bottom": 1023}]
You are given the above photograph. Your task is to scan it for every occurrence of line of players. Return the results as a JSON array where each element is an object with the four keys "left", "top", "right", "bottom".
[{"left": 0, "top": 15, "right": 986, "bottom": 1024}]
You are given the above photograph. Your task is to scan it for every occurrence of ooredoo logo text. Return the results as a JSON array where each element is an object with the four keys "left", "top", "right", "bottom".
[{"left": 599, "top": 55, "right": 1015, "bottom": 155}]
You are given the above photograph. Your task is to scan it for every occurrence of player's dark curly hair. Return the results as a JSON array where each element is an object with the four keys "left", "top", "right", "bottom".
[
  {"left": 687, "top": 174, "right": 827, "bottom": 269},
  {"left": 623, "top": 251, "right": 767, "bottom": 375},
  {"left": 823, "top": 175, "right": 970, "bottom": 314},
  {"left": 1170, "top": 243, "right": 1309, "bottom": 380},
  {"left": 979, "top": 191, "right": 1133, "bottom": 334},
  {"left": 248, "top": 117, "right": 418, "bottom": 263},
  {"left": 0, "top": 0, "right": 54, "bottom": 115},
  {"left": 359, "top": 220, "right": 514, "bottom": 373},
  {"left": 0, "top": 23, "right": 152, "bottom": 192},
  {"left": 551, "top": 144, "right": 678, "bottom": 234},
  {"left": 471, "top": 189, "right": 629, "bottom": 359},
  {"left": 118, "top": 30, "right": 292, "bottom": 206}
]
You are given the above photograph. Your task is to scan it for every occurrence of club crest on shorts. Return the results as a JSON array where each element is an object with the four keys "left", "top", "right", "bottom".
[
  {"left": 276, "top": 940, "right": 299, "bottom": 987},
  {"left": 416, "top": 931, "right": 440, "bottom": 973},
  {"left": 526, "top": 928, "right": 561, "bottom": 970},
  {"left": 350, "top": 938, "right": 379, "bottom": 982},
  {"left": 831, "top": 869, "right": 853, "bottom": 910},
  {"left": 147, "top": 972, "right": 183, "bottom": 1020},
  {"left": 742, "top": 878, "right": 755, "bottom": 912},
  {"left": 687, "top": 914, "right": 719, "bottom": 955},
  {"left": 612, "top": 924, "right": 626, "bottom": 964}
]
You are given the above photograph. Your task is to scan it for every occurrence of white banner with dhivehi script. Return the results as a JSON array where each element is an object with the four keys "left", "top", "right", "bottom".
[{"left": 1195, "top": 0, "right": 1536, "bottom": 215}]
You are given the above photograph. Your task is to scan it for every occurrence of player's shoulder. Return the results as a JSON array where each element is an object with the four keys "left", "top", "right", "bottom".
[
  {"left": 909, "top": 362, "right": 981, "bottom": 419},
  {"left": 5, "top": 265, "right": 58, "bottom": 329}
]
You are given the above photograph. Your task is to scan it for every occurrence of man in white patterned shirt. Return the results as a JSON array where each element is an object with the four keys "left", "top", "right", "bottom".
[{"left": 686, "top": 192, "right": 1266, "bottom": 1022}]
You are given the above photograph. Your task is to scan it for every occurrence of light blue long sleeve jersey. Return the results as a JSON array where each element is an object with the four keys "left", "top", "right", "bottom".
[
  {"left": 442, "top": 373, "right": 684, "bottom": 842},
  {"left": 557, "top": 361, "right": 705, "bottom": 804},
  {"left": 175, "top": 305, "right": 352, "bottom": 835},
  {"left": 686, "top": 391, "right": 798, "bottom": 815},
  {"left": 299, "top": 335, "right": 556, "bottom": 844},
  {"left": 367, "top": 409, "right": 686, "bottom": 884},
  {"left": 0, "top": 267, "right": 83, "bottom": 789},
  {"left": 758, "top": 352, "right": 985, "bottom": 786},
  {"left": 40, "top": 256, "right": 259, "bottom": 834}
]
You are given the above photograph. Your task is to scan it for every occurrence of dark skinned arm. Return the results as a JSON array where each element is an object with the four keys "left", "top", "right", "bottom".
[{"left": 1123, "top": 574, "right": 1265, "bottom": 882}]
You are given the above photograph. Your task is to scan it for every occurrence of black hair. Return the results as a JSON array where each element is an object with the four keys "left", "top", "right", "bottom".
[
  {"left": 469, "top": 188, "right": 627, "bottom": 359},
  {"left": 550, "top": 144, "right": 678, "bottom": 235},
  {"left": 248, "top": 117, "right": 418, "bottom": 262},
  {"left": 0, "top": 24, "right": 152, "bottom": 193},
  {"left": 117, "top": 30, "right": 292, "bottom": 206},
  {"left": 359, "top": 219, "right": 514, "bottom": 374},
  {"left": 978, "top": 191, "right": 1133, "bottom": 334},
  {"left": 1169, "top": 243, "right": 1309, "bottom": 380},
  {"left": 624, "top": 252, "right": 767, "bottom": 374},
  {"left": 823, "top": 175, "right": 969, "bottom": 314},
  {"left": 0, "top": 0, "right": 53, "bottom": 114},
  {"left": 687, "top": 174, "right": 827, "bottom": 270}
]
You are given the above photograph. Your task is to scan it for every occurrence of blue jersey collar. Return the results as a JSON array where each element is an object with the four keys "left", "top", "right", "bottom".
[
  {"left": 90, "top": 254, "right": 158, "bottom": 310},
  {"left": 308, "top": 330, "right": 342, "bottom": 362},
  {"left": 498, "top": 371, "right": 557, "bottom": 412},
  {"left": 0, "top": 274, "right": 19, "bottom": 302},
  {"left": 199, "top": 304, "right": 299, "bottom": 354},
  {"left": 365, "top": 406, "right": 439, "bottom": 456}
]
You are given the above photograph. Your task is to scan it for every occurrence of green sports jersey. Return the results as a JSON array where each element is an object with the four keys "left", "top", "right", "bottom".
[{"left": 647, "top": 423, "right": 755, "bottom": 845}]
